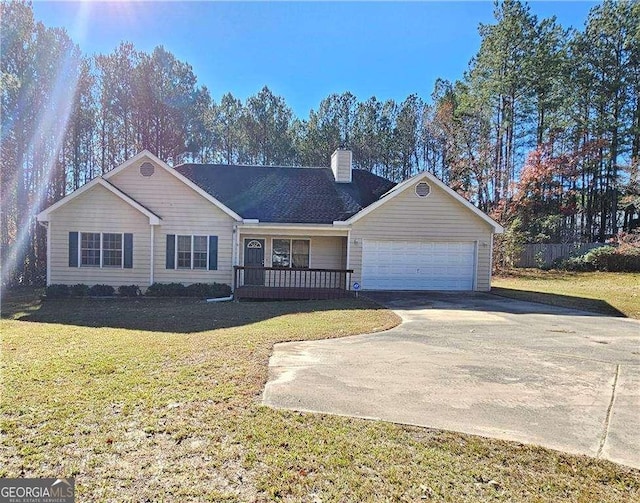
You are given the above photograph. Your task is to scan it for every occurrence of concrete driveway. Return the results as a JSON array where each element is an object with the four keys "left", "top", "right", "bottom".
[{"left": 262, "top": 292, "right": 640, "bottom": 468}]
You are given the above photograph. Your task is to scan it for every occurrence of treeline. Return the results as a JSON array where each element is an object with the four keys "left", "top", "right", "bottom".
[
  {"left": 1, "top": 0, "right": 639, "bottom": 285},
  {"left": 444, "top": 0, "right": 640, "bottom": 246}
]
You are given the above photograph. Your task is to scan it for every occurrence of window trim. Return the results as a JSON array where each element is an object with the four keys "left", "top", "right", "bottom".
[
  {"left": 101, "top": 232, "right": 124, "bottom": 268},
  {"left": 193, "top": 235, "right": 209, "bottom": 270},
  {"left": 79, "top": 232, "right": 101, "bottom": 268},
  {"left": 175, "top": 234, "right": 209, "bottom": 270},
  {"left": 270, "top": 238, "right": 311, "bottom": 269},
  {"left": 176, "top": 234, "right": 193, "bottom": 269},
  {"left": 78, "top": 232, "right": 125, "bottom": 268}
]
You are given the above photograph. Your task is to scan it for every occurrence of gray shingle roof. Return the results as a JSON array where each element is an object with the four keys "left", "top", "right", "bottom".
[{"left": 173, "top": 164, "right": 396, "bottom": 224}]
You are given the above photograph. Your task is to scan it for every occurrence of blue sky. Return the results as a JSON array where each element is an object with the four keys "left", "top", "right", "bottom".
[{"left": 32, "top": 1, "right": 598, "bottom": 117}]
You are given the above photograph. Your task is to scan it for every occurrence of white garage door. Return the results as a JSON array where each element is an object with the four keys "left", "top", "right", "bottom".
[{"left": 361, "top": 240, "right": 476, "bottom": 291}]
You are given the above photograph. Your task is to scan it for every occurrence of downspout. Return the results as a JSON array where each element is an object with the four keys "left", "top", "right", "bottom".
[
  {"left": 47, "top": 222, "right": 51, "bottom": 286},
  {"left": 231, "top": 223, "right": 240, "bottom": 293},
  {"left": 150, "top": 224, "right": 155, "bottom": 286},
  {"left": 232, "top": 224, "right": 239, "bottom": 266},
  {"left": 206, "top": 295, "right": 233, "bottom": 303},
  {"left": 489, "top": 233, "right": 494, "bottom": 291},
  {"left": 346, "top": 229, "right": 351, "bottom": 269},
  {"left": 473, "top": 240, "right": 479, "bottom": 291},
  {"left": 346, "top": 229, "right": 352, "bottom": 290},
  {"left": 38, "top": 221, "right": 51, "bottom": 286}
]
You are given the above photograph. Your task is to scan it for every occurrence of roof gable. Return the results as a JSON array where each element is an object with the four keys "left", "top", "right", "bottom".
[
  {"left": 103, "top": 150, "right": 243, "bottom": 221},
  {"left": 37, "top": 178, "right": 161, "bottom": 225},
  {"left": 341, "top": 171, "right": 504, "bottom": 233}
]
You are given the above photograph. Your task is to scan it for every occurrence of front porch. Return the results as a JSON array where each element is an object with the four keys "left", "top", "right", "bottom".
[
  {"left": 233, "top": 266, "right": 354, "bottom": 300},
  {"left": 233, "top": 224, "right": 352, "bottom": 300}
]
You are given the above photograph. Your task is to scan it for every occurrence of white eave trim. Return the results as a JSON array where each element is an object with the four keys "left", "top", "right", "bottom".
[
  {"left": 37, "top": 177, "right": 161, "bottom": 225},
  {"left": 103, "top": 150, "right": 243, "bottom": 222},
  {"left": 339, "top": 171, "right": 504, "bottom": 233},
  {"left": 238, "top": 222, "right": 350, "bottom": 233}
]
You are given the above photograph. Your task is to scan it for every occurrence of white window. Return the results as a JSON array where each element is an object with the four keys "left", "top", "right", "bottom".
[
  {"left": 177, "top": 235, "right": 192, "bottom": 268},
  {"left": 193, "top": 236, "right": 208, "bottom": 269},
  {"left": 80, "top": 232, "right": 124, "bottom": 267},
  {"left": 272, "top": 239, "right": 310, "bottom": 268},
  {"left": 177, "top": 235, "right": 208, "bottom": 269},
  {"left": 81, "top": 232, "right": 101, "bottom": 267},
  {"left": 102, "top": 233, "right": 123, "bottom": 267}
]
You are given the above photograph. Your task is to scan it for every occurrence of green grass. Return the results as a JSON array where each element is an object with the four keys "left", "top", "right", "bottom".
[
  {"left": 492, "top": 270, "right": 640, "bottom": 319},
  {"left": 2, "top": 291, "right": 640, "bottom": 502}
]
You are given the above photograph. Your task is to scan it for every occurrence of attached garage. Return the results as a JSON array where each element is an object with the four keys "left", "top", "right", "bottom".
[
  {"left": 346, "top": 171, "right": 503, "bottom": 292},
  {"left": 361, "top": 240, "right": 476, "bottom": 291}
]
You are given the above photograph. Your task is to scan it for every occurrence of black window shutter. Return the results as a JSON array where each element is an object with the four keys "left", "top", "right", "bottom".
[
  {"left": 208, "top": 235, "right": 218, "bottom": 270},
  {"left": 166, "top": 234, "right": 175, "bottom": 269},
  {"left": 69, "top": 232, "right": 78, "bottom": 267},
  {"left": 123, "top": 233, "right": 133, "bottom": 268}
]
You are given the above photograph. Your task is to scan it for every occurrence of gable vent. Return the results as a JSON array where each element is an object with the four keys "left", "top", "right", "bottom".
[
  {"left": 415, "top": 181, "right": 431, "bottom": 198},
  {"left": 139, "top": 162, "right": 155, "bottom": 177}
]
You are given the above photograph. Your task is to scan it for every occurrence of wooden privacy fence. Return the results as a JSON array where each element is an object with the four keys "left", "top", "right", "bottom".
[{"left": 516, "top": 242, "right": 606, "bottom": 268}]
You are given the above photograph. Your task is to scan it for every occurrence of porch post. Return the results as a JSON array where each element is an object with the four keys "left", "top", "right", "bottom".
[{"left": 346, "top": 229, "right": 351, "bottom": 269}]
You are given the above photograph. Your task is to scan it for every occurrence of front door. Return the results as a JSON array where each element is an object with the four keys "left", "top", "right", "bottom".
[{"left": 244, "top": 239, "right": 265, "bottom": 285}]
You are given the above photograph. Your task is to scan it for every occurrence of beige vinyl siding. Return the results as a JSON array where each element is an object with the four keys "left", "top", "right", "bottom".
[
  {"left": 49, "top": 184, "right": 150, "bottom": 287},
  {"left": 350, "top": 181, "right": 494, "bottom": 291},
  {"left": 309, "top": 236, "right": 347, "bottom": 288},
  {"left": 311, "top": 236, "right": 346, "bottom": 269},
  {"left": 110, "top": 159, "right": 235, "bottom": 285}
]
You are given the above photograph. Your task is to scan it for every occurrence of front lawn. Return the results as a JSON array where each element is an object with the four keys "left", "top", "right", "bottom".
[
  {"left": 492, "top": 270, "right": 640, "bottom": 319},
  {"left": 1, "top": 292, "right": 639, "bottom": 501}
]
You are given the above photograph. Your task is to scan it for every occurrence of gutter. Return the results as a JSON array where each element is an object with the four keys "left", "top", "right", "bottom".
[{"left": 238, "top": 222, "right": 350, "bottom": 232}]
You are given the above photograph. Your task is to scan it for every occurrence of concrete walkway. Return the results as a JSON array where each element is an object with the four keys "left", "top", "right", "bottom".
[{"left": 262, "top": 292, "right": 640, "bottom": 468}]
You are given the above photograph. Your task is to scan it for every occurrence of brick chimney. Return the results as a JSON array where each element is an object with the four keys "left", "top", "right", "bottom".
[{"left": 331, "top": 148, "right": 352, "bottom": 183}]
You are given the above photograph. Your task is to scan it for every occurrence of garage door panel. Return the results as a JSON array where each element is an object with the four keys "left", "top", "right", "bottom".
[{"left": 362, "top": 240, "right": 475, "bottom": 291}]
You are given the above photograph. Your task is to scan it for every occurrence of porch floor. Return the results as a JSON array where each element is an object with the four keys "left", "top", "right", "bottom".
[{"left": 234, "top": 286, "right": 354, "bottom": 301}]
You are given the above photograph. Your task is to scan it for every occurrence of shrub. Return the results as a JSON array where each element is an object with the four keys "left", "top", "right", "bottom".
[
  {"left": 538, "top": 261, "right": 553, "bottom": 271},
  {"left": 597, "top": 249, "right": 640, "bottom": 272},
  {"left": 184, "top": 283, "right": 211, "bottom": 298},
  {"left": 554, "top": 255, "right": 594, "bottom": 272},
  {"left": 556, "top": 245, "right": 640, "bottom": 272},
  {"left": 46, "top": 284, "right": 70, "bottom": 298},
  {"left": 208, "top": 282, "right": 232, "bottom": 298},
  {"left": 145, "top": 282, "right": 187, "bottom": 297},
  {"left": 88, "top": 284, "right": 115, "bottom": 297},
  {"left": 583, "top": 246, "right": 617, "bottom": 270},
  {"left": 146, "top": 282, "right": 232, "bottom": 298},
  {"left": 118, "top": 285, "right": 141, "bottom": 297},
  {"left": 185, "top": 282, "right": 232, "bottom": 299},
  {"left": 70, "top": 283, "right": 89, "bottom": 297},
  {"left": 492, "top": 218, "right": 525, "bottom": 271}
]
